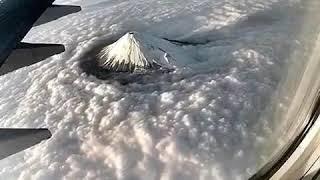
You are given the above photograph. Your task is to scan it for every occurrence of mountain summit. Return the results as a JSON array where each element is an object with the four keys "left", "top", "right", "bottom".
[{"left": 97, "top": 32, "right": 194, "bottom": 72}]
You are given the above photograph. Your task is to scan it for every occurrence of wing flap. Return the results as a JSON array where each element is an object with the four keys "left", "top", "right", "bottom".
[
  {"left": 0, "top": 43, "right": 65, "bottom": 75},
  {"left": 0, "top": 129, "right": 51, "bottom": 160},
  {"left": 33, "top": 5, "right": 82, "bottom": 26}
]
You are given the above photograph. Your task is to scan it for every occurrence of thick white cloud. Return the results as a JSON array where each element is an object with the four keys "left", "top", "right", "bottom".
[{"left": 0, "top": 0, "right": 309, "bottom": 180}]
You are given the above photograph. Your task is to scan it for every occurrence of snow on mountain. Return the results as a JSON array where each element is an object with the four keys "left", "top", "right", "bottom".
[
  {"left": 96, "top": 32, "right": 195, "bottom": 72},
  {"left": 0, "top": 0, "right": 315, "bottom": 180}
]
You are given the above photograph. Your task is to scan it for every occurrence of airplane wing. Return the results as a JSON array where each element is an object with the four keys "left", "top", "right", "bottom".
[
  {"left": 0, "top": 129, "right": 51, "bottom": 160},
  {"left": 0, "top": 43, "right": 65, "bottom": 76},
  {"left": 0, "top": 0, "right": 81, "bottom": 160},
  {"left": 34, "top": 5, "right": 82, "bottom": 27},
  {"left": 0, "top": 0, "right": 81, "bottom": 75}
]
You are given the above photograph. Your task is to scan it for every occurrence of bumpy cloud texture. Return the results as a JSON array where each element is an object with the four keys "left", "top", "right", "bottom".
[{"left": 0, "top": 0, "right": 311, "bottom": 180}]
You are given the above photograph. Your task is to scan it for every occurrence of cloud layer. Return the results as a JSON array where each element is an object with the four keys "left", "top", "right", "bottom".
[{"left": 0, "top": 0, "right": 311, "bottom": 179}]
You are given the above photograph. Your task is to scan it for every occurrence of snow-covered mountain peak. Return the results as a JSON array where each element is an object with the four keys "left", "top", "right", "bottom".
[{"left": 97, "top": 31, "right": 194, "bottom": 72}]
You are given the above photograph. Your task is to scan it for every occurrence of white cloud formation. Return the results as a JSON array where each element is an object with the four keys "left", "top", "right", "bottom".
[{"left": 0, "top": 0, "right": 310, "bottom": 180}]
